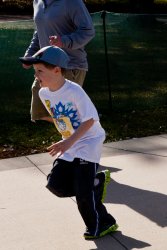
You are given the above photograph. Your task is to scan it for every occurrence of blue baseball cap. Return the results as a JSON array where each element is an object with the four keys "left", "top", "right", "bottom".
[{"left": 19, "top": 46, "right": 69, "bottom": 68}]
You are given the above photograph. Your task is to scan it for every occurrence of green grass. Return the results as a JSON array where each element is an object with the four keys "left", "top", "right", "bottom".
[{"left": 0, "top": 14, "right": 167, "bottom": 158}]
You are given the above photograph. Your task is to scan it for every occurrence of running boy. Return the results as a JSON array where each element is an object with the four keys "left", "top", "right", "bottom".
[{"left": 19, "top": 46, "right": 118, "bottom": 239}]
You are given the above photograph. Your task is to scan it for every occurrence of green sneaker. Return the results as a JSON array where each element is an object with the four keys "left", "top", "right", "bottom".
[
  {"left": 96, "top": 170, "right": 111, "bottom": 203},
  {"left": 84, "top": 223, "right": 119, "bottom": 240}
]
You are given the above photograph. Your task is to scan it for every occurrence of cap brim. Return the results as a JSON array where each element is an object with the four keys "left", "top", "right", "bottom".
[{"left": 19, "top": 57, "right": 41, "bottom": 65}]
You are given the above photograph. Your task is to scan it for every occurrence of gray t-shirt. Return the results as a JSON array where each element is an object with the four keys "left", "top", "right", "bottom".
[
  {"left": 25, "top": 0, "right": 95, "bottom": 70},
  {"left": 45, "top": 0, "right": 53, "bottom": 5},
  {"left": 45, "top": 0, "right": 53, "bottom": 4}
]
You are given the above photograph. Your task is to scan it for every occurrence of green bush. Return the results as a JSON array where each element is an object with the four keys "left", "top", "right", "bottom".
[
  {"left": 0, "top": 0, "right": 33, "bottom": 13},
  {"left": 0, "top": 0, "right": 167, "bottom": 15},
  {"left": 0, "top": 0, "right": 33, "bottom": 8}
]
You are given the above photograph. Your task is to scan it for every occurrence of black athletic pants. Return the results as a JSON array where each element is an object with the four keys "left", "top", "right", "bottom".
[{"left": 46, "top": 158, "right": 115, "bottom": 234}]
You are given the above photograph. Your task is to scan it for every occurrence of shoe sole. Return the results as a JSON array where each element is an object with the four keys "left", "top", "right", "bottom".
[
  {"left": 99, "top": 223, "right": 119, "bottom": 238},
  {"left": 101, "top": 170, "right": 111, "bottom": 203},
  {"left": 84, "top": 223, "right": 119, "bottom": 240}
]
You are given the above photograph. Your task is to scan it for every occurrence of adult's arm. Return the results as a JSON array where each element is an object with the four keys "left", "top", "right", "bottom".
[
  {"left": 61, "top": 0, "right": 95, "bottom": 50},
  {"left": 24, "top": 31, "right": 40, "bottom": 57}
]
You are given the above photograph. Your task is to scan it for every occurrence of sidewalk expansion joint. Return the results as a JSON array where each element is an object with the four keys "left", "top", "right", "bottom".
[
  {"left": 25, "top": 156, "right": 47, "bottom": 177},
  {"left": 103, "top": 146, "right": 167, "bottom": 158},
  {"left": 111, "top": 234, "right": 129, "bottom": 249},
  {"left": 25, "top": 156, "right": 77, "bottom": 205}
]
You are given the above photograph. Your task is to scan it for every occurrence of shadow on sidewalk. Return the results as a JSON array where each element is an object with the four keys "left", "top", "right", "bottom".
[
  {"left": 99, "top": 165, "right": 167, "bottom": 228},
  {"left": 89, "top": 231, "right": 151, "bottom": 250}
]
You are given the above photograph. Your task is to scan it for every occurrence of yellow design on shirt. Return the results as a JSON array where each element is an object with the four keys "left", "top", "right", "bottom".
[
  {"left": 55, "top": 116, "right": 74, "bottom": 139},
  {"left": 44, "top": 100, "right": 74, "bottom": 139},
  {"left": 45, "top": 100, "right": 52, "bottom": 113}
]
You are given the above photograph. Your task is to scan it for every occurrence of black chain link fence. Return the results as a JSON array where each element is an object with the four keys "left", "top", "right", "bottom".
[{"left": 0, "top": 12, "right": 167, "bottom": 118}]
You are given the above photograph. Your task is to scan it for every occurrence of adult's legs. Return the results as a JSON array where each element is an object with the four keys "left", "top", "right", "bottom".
[
  {"left": 31, "top": 78, "right": 50, "bottom": 122},
  {"left": 63, "top": 69, "right": 86, "bottom": 87}
]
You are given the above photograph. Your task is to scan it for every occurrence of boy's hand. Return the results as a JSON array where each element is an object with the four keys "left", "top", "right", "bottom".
[
  {"left": 47, "top": 139, "right": 72, "bottom": 157},
  {"left": 47, "top": 119, "right": 94, "bottom": 157}
]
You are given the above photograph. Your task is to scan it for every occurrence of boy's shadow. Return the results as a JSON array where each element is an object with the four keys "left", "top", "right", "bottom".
[
  {"left": 90, "top": 231, "right": 151, "bottom": 250},
  {"left": 91, "top": 164, "right": 167, "bottom": 249},
  {"left": 99, "top": 165, "right": 167, "bottom": 228}
]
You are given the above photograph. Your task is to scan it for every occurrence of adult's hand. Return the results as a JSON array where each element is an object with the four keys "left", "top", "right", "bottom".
[{"left": 49, "top": 35, "right": 63, "bottom": 48}]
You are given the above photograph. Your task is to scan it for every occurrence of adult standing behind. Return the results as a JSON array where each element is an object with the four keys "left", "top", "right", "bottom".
[{"left": 22, "top": 0, "right": 95, "bottom": 123}]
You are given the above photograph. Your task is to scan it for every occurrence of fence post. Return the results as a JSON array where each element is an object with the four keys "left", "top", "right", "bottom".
[{"left": 101, "top": 10, "right": 112, "bottom": 110}]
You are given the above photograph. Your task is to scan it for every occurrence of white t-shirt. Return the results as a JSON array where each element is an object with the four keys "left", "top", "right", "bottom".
[{"left": 39, "top": 80, "right": 105, "bottom": 163}]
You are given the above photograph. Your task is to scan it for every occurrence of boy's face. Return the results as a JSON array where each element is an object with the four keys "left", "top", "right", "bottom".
[{"left": 33, "top": 63, "right": 57, "bottom": 88}]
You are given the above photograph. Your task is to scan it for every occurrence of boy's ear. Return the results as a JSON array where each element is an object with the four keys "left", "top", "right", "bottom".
[{"left": 54, "top": 66, "right": 61, "bottom": 73}]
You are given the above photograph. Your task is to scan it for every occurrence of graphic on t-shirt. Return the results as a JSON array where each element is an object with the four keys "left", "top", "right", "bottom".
[{"left": 45, "top": 100, "right": 81, "bottom": 138}]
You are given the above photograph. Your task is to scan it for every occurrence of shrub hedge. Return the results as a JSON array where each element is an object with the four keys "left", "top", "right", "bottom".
[{"left": 0, "top": 0, "right": 167, "bottom": 14}]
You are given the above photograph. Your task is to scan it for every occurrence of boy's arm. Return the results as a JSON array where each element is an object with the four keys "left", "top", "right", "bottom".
[{"left": 47, "top": 118, "right": 94, "bottom": 157}]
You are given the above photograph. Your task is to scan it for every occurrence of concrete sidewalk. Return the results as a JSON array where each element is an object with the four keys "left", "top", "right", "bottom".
[{"left": 0, "top": 135, "right": 167, "bottom": 250}]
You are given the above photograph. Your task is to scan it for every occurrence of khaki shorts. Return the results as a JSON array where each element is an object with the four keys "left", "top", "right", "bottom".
[{"left": 30, "top": 69, "right": 86, "bottom": 121}]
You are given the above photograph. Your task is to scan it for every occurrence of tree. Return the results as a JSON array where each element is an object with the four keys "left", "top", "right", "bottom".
[{"left": 129, "top": 0, "right": 154, "bottom": 13}]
